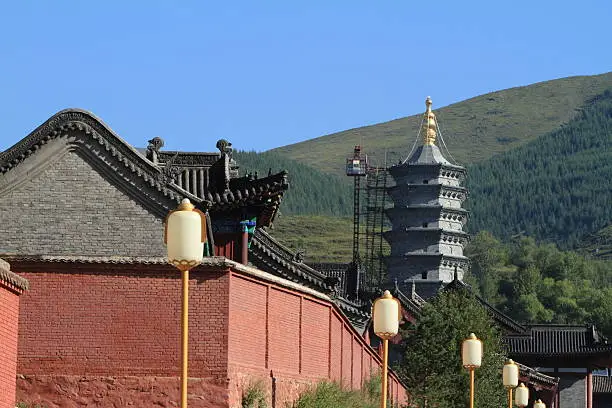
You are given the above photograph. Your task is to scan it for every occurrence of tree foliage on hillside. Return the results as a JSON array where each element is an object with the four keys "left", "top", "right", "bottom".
[
  {"left": 467, "top": 90, "right": 612, "bottom": 248},
  {"left": 234, "top": 150, "right": 352, "bottom": 216},
  {"left": 397, "top": 289, "right": 506, "bottom": 408},
  {"left": 466, "top": 231, "right": 612, "bottom": 337}
]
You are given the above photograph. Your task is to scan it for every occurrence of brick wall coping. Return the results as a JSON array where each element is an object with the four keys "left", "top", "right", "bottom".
[
  {"left": 0, "top": 258, "right": 29, "bottom": 290},
  {"left": 221, "top": 257, "right": 332, "bottom": 302},
  {"left": 0, "top": 255, "right": 328, "bottom": 300}
]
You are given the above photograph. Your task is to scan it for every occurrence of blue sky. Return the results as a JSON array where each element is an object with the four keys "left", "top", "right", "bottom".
[{"left": 1, "top": 1, "right": 611, "bottom": 153}]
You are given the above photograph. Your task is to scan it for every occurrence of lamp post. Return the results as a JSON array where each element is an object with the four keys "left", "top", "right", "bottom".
[
  {"left": 503, "top": 359, "right": 519, "bottom": 408},
  {"left": 515, "top": 383, "right": 529, "bottom": 408},
  {"left": 462, "top": 333, "right": 483, "bottom": 408},
  {"left": 165, "top": 198, "right": 207, "bottom": 408},
  {"left": 534, "top": 399, "right": 546, "bottom": 408},
  {"left": 372, "top": 290, "right": 401, "bottom": 408}
]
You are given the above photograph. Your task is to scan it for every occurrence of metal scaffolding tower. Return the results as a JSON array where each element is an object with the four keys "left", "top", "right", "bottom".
[
  {"left": 346, "top": 146, "right": 368, "bottom": 266},
  {"left": 345, "top": 146, "right": 367, "bottom": 299},
  {"left": 363, "top": 166, "right": 388, "bottom": 289}
]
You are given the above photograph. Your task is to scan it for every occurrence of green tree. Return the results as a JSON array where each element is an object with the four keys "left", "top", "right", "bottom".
[
  {"left": 465, "top": 231, "right": 509, "bottom": 302},
  {"left": 397, "top": 288, "right": 506, "bottom": 408}
]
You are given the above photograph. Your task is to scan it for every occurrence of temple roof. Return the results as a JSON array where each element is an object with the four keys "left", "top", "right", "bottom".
[
  {"left": 250, "top": 229, "right": 370, "bottom": 326},
  {"left": 0, "top": 108, "right": 287, "bottom": 227},
  {"left": 394, "top": 277, "right": 528, "bottom": 334},
  {"left": 250, "top": 229, "right": 332, "bottom": 292},
  {"left": 506, "top": 325, "right": 612, "bottom": 357},
  {"left": 516, "top": 362, "right": 559, "bottom": 388}
]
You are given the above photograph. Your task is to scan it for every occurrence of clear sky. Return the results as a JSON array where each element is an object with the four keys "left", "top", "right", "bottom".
[{"left": 1, "top": 1, "right": 611, "bottom": 153}]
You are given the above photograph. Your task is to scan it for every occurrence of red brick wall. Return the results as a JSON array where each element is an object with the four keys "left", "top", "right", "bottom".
[
  {"left": 227, "top": 272, "right": 407, "bottom": 407},
  {"left": 14, "top": 262, "right": 231, "bottom": 407},
  {"left": 0, "top": 281, "right": 22, "bottom": 408},
  {"left": 13, "top": 261, "right": 406, "bottom": 408}
]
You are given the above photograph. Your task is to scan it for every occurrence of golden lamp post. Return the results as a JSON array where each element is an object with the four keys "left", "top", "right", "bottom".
[
  {"left": 534, "top": 399, "right": 546, "bottom": 408},
  {"left": 462, "top": 333, "right": 483, "bottom": 408},
  {"left": 515, "top": 383, "right": 529, "bottom": 408},
  {"left": 372, "top": 290, "right": 401, "bottom": 408},
  {"left": 165, "top": 198, "right": 207, "bottom": 408},
  {"left": 503, "top": 359, "right": 519, "bottom": 408}
]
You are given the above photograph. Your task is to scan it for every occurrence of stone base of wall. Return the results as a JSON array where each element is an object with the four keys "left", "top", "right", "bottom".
[
  {"left": 16, "top": 375, "right": 229, "bottom": 408},
  {"left": 229, "top": 365, "right": 319, "bottom": 408}
]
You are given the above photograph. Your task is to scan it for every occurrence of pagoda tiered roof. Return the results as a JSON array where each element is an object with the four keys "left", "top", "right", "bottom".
[
  {"left": 384, "top": 227, "right": 469, "bottom": 242},
  {"left": 387, "top": 183, "right": 467, "bottom": 195}
]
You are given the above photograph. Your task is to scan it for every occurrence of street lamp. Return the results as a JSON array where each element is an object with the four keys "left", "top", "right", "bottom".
[
  {"left": 165, "top": 198, "right": 207, "bottom": 408},
  {"left": 503, "top": 359, "right": 519, "bottom": 408},
  {"left": 372, "top": 290, "right": 401, "bottom": 408},
  {"left": 462, "top": 333, "right": 483, "bottom": 408},
  {"left": 534, "top": 399, "right": 546, "bottom": 408},
  {"left": 515, "top": 383, "right": 529, "bottom": 408}
]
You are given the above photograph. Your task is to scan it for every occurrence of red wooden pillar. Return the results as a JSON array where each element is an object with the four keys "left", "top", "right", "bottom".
[
  {"left": 241, "top": 225, "right": 249, "bottom": 265},
  {"left": 586, "top": 370, "right": 593, "bottom": 408}
]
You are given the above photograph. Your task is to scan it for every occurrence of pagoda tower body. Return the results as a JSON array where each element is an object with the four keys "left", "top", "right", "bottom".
[{"left": 384, "top": 97, "right": 469, "bottom": 283}]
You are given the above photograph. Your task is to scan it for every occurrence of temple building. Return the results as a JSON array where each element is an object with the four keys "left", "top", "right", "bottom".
[
  {"left": 0, "top": 109, "right": 404, "bottom": 407},
  {"left": 384, "top": 97, "right": 469, "bottom": 285}
]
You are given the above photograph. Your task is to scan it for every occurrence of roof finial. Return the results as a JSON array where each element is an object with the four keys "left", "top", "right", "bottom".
[{"left": 421, "top": 96, "right": 438, "bottom": 146}]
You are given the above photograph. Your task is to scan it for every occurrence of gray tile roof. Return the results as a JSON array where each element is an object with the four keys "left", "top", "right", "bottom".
[
  {"left": 507, "top": 325, "right": 612, "bottom": 356},
  {"left": 405, "top": 145, "right": 451, "bottom": 165}
]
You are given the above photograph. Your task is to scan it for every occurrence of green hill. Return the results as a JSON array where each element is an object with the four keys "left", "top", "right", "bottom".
[
  {"left": 467, "top": 89, "right": 612, "bottom": 248},
  {"left": 271, "top": 72, "right": 612, "bottom": 176},
  {"left": 265, "top": 215, "right": 354, "bottom": 263}
]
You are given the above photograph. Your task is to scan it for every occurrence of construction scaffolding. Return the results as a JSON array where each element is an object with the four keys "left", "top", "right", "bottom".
[{"left": 363, "top": 165, "right": 389, "bottom": 289}]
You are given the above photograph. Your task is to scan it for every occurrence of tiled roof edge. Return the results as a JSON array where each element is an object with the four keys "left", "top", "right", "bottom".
[{"left": 0, "top": 258, "right": 29, "bottom": 290}]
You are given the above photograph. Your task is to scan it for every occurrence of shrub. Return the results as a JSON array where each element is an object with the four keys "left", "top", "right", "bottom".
[
  {"left": 242, "top": 381, "right": 267, "bottom": 408},
  {"left": 291, "top": 376, "right": 389, "bottom": 408}
]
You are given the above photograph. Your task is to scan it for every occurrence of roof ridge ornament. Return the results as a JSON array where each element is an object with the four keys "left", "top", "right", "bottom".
[
  {"left": 146, "top": 137, "right": 165, "bottom": 164},
  {"left": 420, "top": 96, "right": 438, "bottom": 146}
]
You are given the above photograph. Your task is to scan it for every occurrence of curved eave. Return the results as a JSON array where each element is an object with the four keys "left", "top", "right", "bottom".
[
  {"left": 516, "top": 362, "right": 559, "bottom": 388},
  {"left": 387, "top": 204, "right": 469, "bottom": 213},
  {"left": 384, "top": 227, "right": 469, "bottom": 239},
  {"left": 0, "top": 109, "right": 155, "bottom": 174},
  {"left": 388, "top": 162, "right": 466, "bottom": 177},
  {"left": 0, "top": 108, "right": 288, "bottom": 225},
  {"left": 392, "top": 287, "right": 425, "bottom": 318},
  {"left": 388, "top": 183, "right": 467, "bottom": 194},
  {"left": 176, "top": 171, "right": 289, "bottom": 227},
  {"left": 402, "top": 252, "right": 469, "bottom": 261}
]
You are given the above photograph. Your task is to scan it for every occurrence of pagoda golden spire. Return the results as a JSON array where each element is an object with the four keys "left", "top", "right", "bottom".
[{"left": 420, "top": 96, "right": 438, "bottom": 145}]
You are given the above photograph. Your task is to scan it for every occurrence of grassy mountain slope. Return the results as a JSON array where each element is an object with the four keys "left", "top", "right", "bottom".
[
  {"left": 265, "top": 215, "right": 354, "bottom": 263},
  {"left": 271, "top": 72, "right": 612, "bottom": 176}
]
